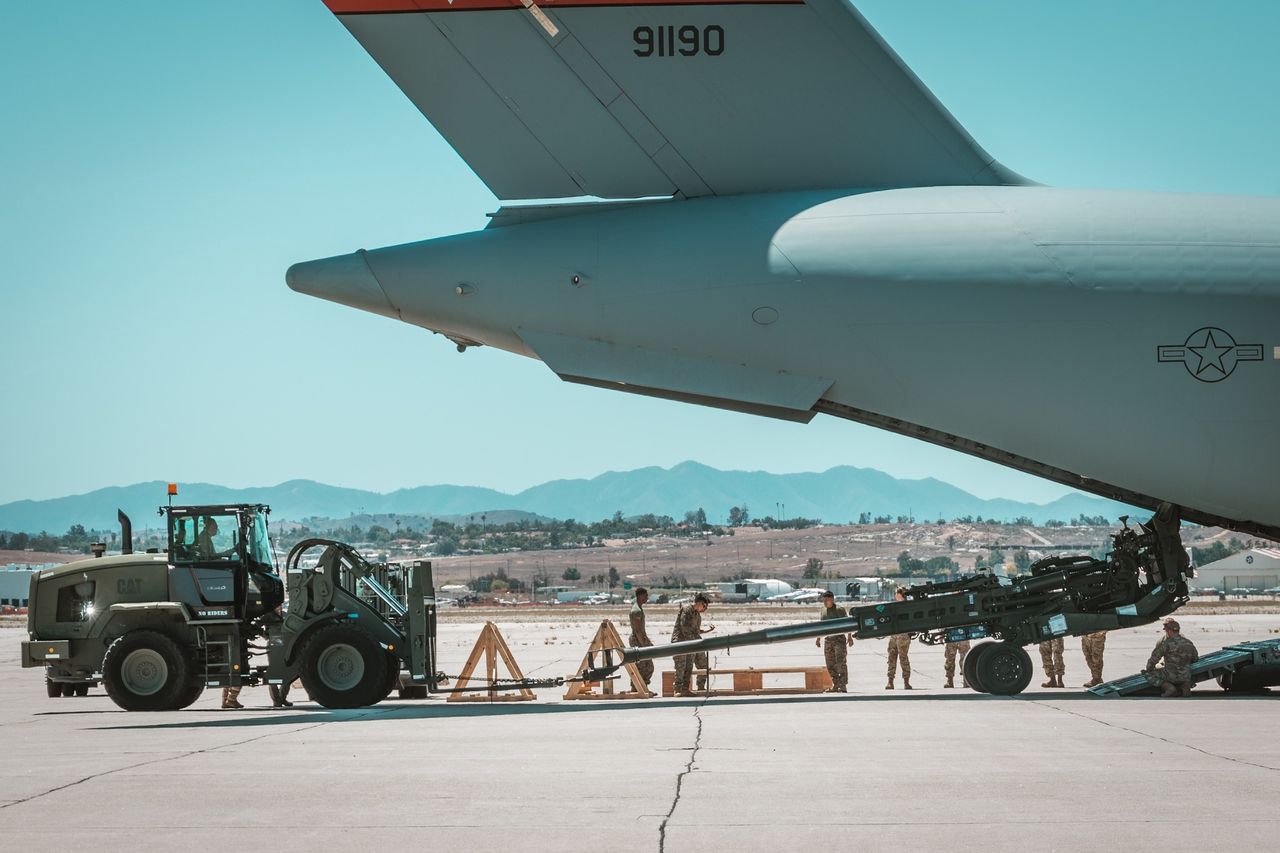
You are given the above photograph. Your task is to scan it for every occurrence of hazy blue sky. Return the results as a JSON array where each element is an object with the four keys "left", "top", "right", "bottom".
[{"left": 2, "top": 1, "right": 1277, "bottom": 506}]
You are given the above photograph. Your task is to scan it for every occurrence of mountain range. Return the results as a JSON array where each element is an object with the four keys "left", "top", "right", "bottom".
[{"left": 0, "top": 462, "right": 1136, "bottom": 534}]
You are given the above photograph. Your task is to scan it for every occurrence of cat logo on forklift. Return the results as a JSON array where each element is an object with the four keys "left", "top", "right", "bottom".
[{"left": 117, "top": 578, "right": 144, "bottom": 594}]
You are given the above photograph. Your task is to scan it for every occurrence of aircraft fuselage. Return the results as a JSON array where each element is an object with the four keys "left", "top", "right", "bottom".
[{"left": 288, "top": 186, "right": 1280, "bottom": 537}]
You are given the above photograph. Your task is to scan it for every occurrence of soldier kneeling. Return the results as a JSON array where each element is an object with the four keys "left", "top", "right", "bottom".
[{"left": 1143, "top": 618, "right": 1199, "bottom": 697}]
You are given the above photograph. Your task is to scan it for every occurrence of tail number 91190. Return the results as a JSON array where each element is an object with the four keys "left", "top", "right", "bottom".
[{"left": 633, "top": 25, "right": 725, "bottom": 58}]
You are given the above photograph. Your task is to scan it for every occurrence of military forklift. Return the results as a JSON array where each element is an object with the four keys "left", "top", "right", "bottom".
[{"left": 22, "top": 498, "right": 442, "bottom": 711}]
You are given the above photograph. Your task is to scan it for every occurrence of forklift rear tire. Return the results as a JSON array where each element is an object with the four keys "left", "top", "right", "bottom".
[
  {"left": 73, "top": 684, "right": 90, "bottom": 697},
  {"left": 963, "top": 642, "right": 994, "bottom": 693},
  {"left": 174, "top": 669, "right": 206, "bottom": 710},
  {"left": 975, "top": 642, "right": 1034, "bottom": 696},
  {"left": 380, "top": 652, "right": 401, "bottom": 701},
  {"left": 102, "top": 630, "right": 192, "bottom": 712},
  {"left": 60, "top": 682, "right": 77, "bottom": 697},
  {"left": 299, "top": 622, "right": 389, "bottom": 709},
  {"left": 45, "top": 679, "right": 61, "bottom": 698}
]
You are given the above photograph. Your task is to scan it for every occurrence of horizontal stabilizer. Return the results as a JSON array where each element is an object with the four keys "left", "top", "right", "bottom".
[{"left": 326, "top": 0, "right": 1025, "bottom": 199}]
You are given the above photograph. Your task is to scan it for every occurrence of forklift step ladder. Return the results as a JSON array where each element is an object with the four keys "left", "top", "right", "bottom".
[
  {"left": 197, "top": 625, "right": 237, "bottom": 687},
  {"left": 1089, "top": 638, "right": 1280, "bottom": 697}
]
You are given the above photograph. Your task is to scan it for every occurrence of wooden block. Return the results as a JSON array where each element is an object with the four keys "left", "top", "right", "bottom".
[
  {"left": 733, "top": 671, "right": 763, "bottom": 691},
  {"left": 805, "top": 669, "right": 833, "bottom": 690},
  {"left": 661, "top": 670, "right": 675, "bottom": 697}
]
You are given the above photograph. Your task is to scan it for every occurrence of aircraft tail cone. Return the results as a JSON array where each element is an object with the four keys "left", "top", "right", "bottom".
[{"left": 286, "top": 250, "right": 399, "bottom": 320}]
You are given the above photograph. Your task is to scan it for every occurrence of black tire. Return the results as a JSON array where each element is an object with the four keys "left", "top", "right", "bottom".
[
  {"left": 404, "top": 685, "right": 429, "bottom": 699},
  {"left": 174, "top": 669, "right": 206, "bottom": 710},
  {"left": 102, "top": 630, "right": 191, "bottom": 712},
  {"left": 976, "top": 642, "right": 1034, "bottom": 696},
  {"left": 61, "top": 682, "right": 77, "bottom": 697},
  {"left": 45, "top": 679, "right": 61, "bottom": 698},
  {"left": 298, "top": 622, "right": 389, "bottom": 709},
  {"left": 73, "top": 684, "right": 90, "bottom": 697},
  {"left": 379, "top": 652, "right": 401, "bottom": 702},
  {"left": 963, "top": 642, "right": 994, "bottom": 693}
]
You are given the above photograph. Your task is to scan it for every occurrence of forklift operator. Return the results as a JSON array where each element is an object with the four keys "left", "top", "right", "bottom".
[{"left": 196, "top": 516, "right": 235, "bottom": 560}]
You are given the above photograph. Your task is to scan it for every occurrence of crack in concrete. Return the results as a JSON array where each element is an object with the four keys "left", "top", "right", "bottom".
[
  {"left": 0, "top": 708, "right": 387, "bottom": 811},
  {"left": 1025, "top": 699, "right": 1280, "bottom": 773},
  {"left": 658, "top": 699, "right": 705, "bottom": 853}
]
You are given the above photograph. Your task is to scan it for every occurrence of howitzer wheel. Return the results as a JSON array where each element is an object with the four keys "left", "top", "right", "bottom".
[
  {"left": 299, "top": 622, "right": 389, "bottom": 709},
  {"left": 963, "top": 642, "right": 995, "bottom": 693},
  {"left": 975, "top": 642, "right": 1034, "bottom": 696}
]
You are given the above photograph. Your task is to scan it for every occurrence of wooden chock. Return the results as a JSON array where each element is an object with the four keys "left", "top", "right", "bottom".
[
  {"left": 564, "top": 620, "right": 655, "bottom": 700},
  {"left": 447, "top": 621, "right": 536, "bottom": 703}
]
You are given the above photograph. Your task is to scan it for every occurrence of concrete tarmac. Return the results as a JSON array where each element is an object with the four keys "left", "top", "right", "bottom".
[{"left": 1, "top": 613, "right": 1277, "bottom": 852}]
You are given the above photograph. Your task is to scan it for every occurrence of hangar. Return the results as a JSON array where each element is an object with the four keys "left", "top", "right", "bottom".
[{"left": 1193, "top": 548, "right": 1280, "bottom": 593}]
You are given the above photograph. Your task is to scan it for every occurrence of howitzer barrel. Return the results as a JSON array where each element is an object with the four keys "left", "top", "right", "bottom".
[{"left": 619, "top": 616, "right": 860, "bottom": 667}]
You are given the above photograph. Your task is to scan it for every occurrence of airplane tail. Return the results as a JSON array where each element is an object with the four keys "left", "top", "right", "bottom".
[{"left": 324, "top": 0, "right": 1025, "bottom": 200}]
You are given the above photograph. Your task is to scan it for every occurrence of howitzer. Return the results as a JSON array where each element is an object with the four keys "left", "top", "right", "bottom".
[{"left": 583, "top": 504, "right": 1190, "bottom": 695}]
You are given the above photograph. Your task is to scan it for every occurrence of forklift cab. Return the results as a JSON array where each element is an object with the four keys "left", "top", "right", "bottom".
[{"left": 166, "top": 504, "right": 284, "bottom": 621}]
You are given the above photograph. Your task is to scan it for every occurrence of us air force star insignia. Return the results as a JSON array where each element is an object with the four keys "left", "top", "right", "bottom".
[{"left": 1157, "top": 327, "right": 1264, "bottom": 383}]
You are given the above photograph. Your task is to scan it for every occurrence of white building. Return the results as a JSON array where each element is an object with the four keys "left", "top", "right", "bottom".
[
  {"left": 1192, "top": 549, "right": 1280, "bottom": 592},
  {"left": 711, "top": 579, "right": 793, "bottom": 602},
  {"left": 1, "top": 565, "right": 38, "bottom": 607}
]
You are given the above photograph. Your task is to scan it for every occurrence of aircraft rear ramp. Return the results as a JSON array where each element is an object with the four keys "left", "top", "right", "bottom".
[{"left": 1089, "top": 638, "right": 1280, "bottom": 697}]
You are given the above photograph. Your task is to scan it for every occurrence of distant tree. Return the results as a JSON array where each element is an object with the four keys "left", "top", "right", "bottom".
[
  {"left": 803, "top": 557, "right": 824, "bottom": 579},
  {"left": 562, "top": 567, "right": 581, "bottom": 581},
  {"left": 858, "top": 512, "right": 871, "bottom": 525},
  {"left": 607, "top": 566, "right": 620, "bottom": 590},
  {"left": 989, "top": 547, "right": 1005, "bottom": 569},
  {"left": 0, "top": 533, "right": 7, "bottom": 549},
  {"left": 946, "top": 535, "right": 956, "bottom": 551},
  {"left": 1014, "top": 550, "right": 1032, "bottom": 571}
]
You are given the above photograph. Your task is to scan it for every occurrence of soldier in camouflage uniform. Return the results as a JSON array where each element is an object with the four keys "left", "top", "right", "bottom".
[
  {"left": 886, "top": 587, "right": 912, "bottom": 690},
  {"left": 1038, "top": 637, "right": 1065, "bottom": 688},
  {"left": 1144, "top": 618, "right": 1199, "bottom": 696},
  {"left": 221, "top": 685, "right": 243, "bottom": 710},
  {"left": 672, "top": 593, "right": 713, "bottom": 696},
  {"left": 629, "top": 587, "right": 654, "bottom": 690},
  {"left": 814, "top": 591, "right": 852, "bottom": 692},
  {"left": 943, "top": 639, "right": 970, "bottom": 688},
  {"left": 1081, "top": 631, "right": 1107, "bottom": 687}
]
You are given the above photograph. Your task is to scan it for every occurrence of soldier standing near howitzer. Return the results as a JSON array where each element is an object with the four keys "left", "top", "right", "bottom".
[
  {"left": 1144, "top": 618, "right": 1199, "bottom": 697},
  {"left": 944, "top": 638, "right": 970, "bottom": 689},
  {"left": 629, "top": 587, "right": 654, "bottom": 690},
  {"left": 1038, "top": 636, "right": 1065, "bottom": 688},
  {"left": 815, "top": 590, "right": 852, "bottom": 692},
  {"left": 1081, "top": 630, "right": 1108, "bottom": 687},
  {"left": 886, "top": 586, "right": 912, "bottom": 690},
  {"left": 672, "top": 593, "right": 714, "bottom": 696}
]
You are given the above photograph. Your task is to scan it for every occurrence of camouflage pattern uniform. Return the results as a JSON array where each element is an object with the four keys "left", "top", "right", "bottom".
[
  {"left": 1038, "top": 637, "right": 1065, "bottom": 686},
  {"left": 819, "top": 603, "right": 849, "bottom": 692},
  {"left": 629, "top": 601, "right": 654, "bottom": 689},
  {"left": 1145, "top": 634, "right": 1199, "bottom": 694},
  {"left": 1080, "top": 631, "right": 1107, "bottom": 686},
  {"left": 672, "top": 604, "right": 708, "bottom": 693},
  {"left": 944, "top": 640, "right": 971, "bottom": 688},
  {"left": 886, "top": 634, "right": 912, "bottom": 688}
]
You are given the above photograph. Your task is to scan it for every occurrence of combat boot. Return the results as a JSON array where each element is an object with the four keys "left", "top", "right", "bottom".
[
  {"left": 1160, "top": 682, "right": 1178, "bottom": 697},
  {"left": 1041, "top": 678, "right": 1055, "bottom": 688},
  {"left": 1180, "top": 682, "right": 1192, "bottom": 697},
  {"left": 944, "top": 678, "right": 954, "bottom": 689},
  {"left": 902, "top": 675, "right": 912, "bottom": 690},
  {"left": 885, "top": 680, "right": 894, "bottom": 690}
]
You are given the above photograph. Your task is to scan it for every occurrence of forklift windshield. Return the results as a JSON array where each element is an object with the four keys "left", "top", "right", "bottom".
[{"left": 171, "top": 512, "right": 241, "bottom": 563}]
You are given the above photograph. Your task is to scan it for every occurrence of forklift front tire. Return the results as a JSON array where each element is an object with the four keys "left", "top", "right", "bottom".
[{"left": 299, "top": 622, "right": 389, "bottom": 709}]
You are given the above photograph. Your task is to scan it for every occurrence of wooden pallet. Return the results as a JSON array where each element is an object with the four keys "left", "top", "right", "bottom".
[
  {"left": 447, "top": 621, "right": 536, "bottom": 702},
  {"left": 661, "top": 666, "right": 832, "bottom": 697},
  {"left": 563, "top": 620, "right": 655, "bottom": 700}
]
